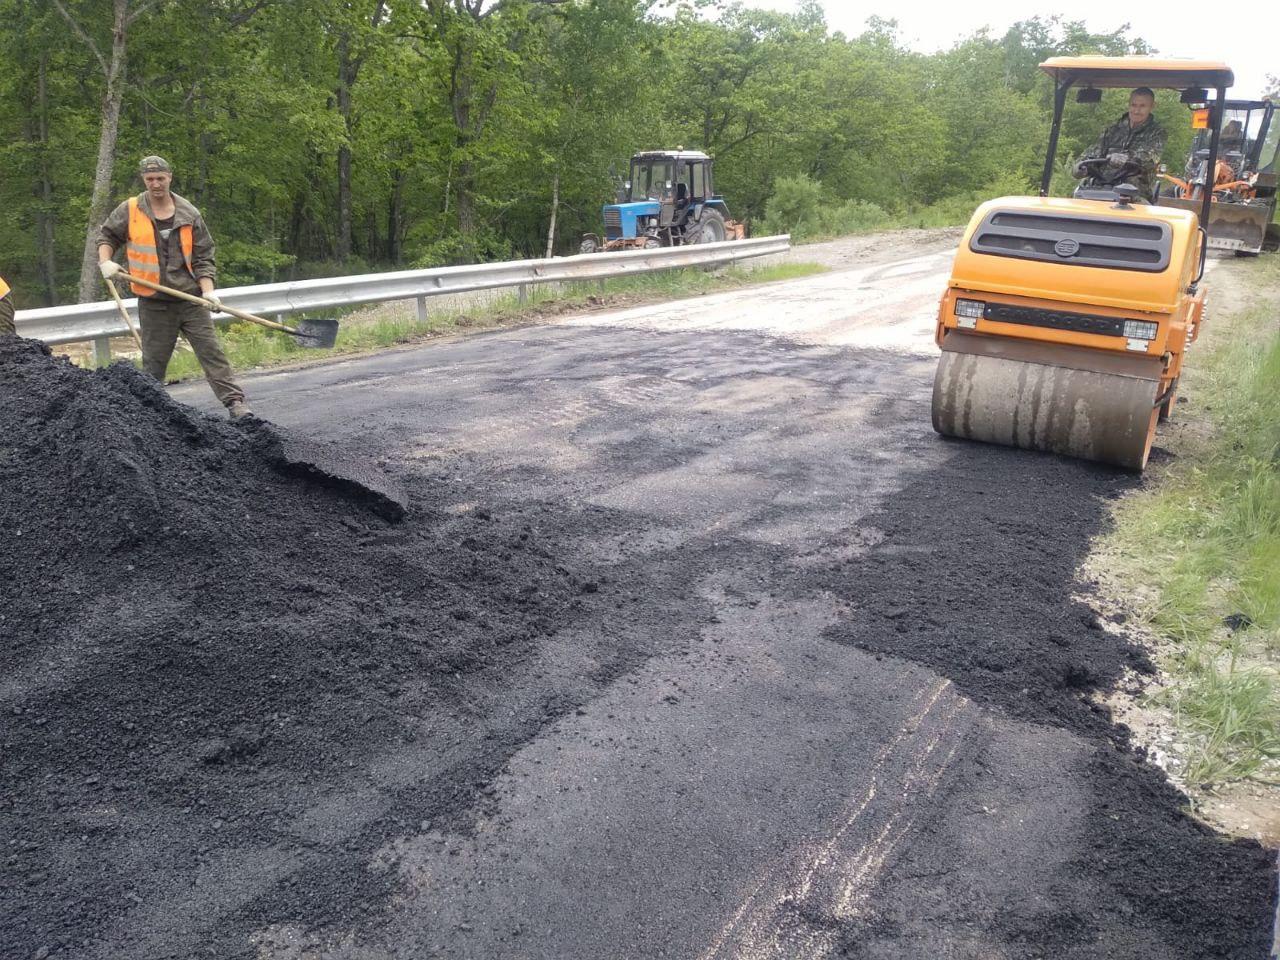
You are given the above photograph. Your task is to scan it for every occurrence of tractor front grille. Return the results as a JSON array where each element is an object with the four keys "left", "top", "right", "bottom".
[
  {"left": 970, "top": 209, "right": 1172, "bottom": 272},
  {"left": 604, "top": 208, "right": 623, "bottom": 240}
]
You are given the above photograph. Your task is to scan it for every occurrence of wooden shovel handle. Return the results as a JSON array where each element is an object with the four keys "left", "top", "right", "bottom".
[
  {"left": 103, "top": 277, "right": 144, "bottom": 350},
  {"left": 120, "top": 272, "right": 302, "bottom": 335}
]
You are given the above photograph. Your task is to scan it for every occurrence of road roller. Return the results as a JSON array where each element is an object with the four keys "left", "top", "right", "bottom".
[{"left": 932, "top": 57, "right": 1234, "bottom": 470}]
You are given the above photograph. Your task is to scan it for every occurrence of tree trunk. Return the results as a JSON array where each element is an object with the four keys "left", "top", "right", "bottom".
[
  {"left": 455, "top": 158, "right": 477, "bottom": 243},
  {"left": 287, "top": 190, "right": 307, "bottom": 277},
  {"left": 75, "top": 0, "right": 129, "bottom": 304},
  {"left": 36, "top": 55, "right": 58, "bottom": 306},
  {"left": 335, "top": 32, "right": 354, "bottom": 263},
  {"left": 386, "top": 168, "right": 405, "bottom": 263},
  {"left": 544, "top": 171, "right": 559, "bottom": 258},
  {"left": 362, "top": 207, "right": 378, "bottom": 260}
]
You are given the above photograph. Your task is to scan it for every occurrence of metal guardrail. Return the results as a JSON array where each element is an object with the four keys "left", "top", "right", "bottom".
[{"left": 16, "top": 235, "right": 791, "bottom": 355}]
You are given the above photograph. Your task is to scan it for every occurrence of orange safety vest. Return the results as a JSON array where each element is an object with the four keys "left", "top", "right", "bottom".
[
  {"left": 0, "top": 276, "right": 9, "bottom": 299},
  {"left": 125, "top": 196, "right": 194, "bottom": 297}
]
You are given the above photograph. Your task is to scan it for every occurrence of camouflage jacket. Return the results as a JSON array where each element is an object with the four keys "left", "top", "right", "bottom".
[{"left": 1081, "top": 114, "right": 1167, "bottom": 197}]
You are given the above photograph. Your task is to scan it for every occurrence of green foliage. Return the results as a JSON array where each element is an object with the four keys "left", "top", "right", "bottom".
[
  {"left": 0, "top": 1, "right": 1174, "bottom": 305},
  {"left": 216, "top": 242, "right": 297, "bottom": 287},
  {"left": 897, "top": 172, "right": 1036, "bottom": 228},
  {"left": 1168, "top": 647, "right": 1280, "bottom": 784},
  {"left": 758, "top": 174, "right": 889, "bottom": 240}
]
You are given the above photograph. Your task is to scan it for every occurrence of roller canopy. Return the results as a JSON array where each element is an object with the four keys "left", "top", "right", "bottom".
[{"left": 1039, "top": 56, "right": 1234, "bottom": 91}]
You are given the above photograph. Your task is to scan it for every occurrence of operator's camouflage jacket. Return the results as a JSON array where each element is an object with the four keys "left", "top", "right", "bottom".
[{"left": 1080, "top": 114, "right": 1167, "bottom": 198}]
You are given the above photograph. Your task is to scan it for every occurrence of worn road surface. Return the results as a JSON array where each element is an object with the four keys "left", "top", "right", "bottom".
[{"left": 53, "top": 247, "right": 1277, "bottom": 957}]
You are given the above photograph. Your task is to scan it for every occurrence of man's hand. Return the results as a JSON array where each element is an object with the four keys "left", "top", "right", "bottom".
[
  {"left": 203, "top": 291, "right": 224, "bottom": 313},
  {"left": 1106, "top": 152, "right": 1130, "bottom": 166},
  {"left": 1072, "top": 160, "right": 1089, "bottom": 178},
  {"left": 98, "top": 260, "right": 123, "bottom": 280}
]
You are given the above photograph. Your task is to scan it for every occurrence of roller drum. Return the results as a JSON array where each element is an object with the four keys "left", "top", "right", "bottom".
[{"left": 931, "top": 331, "right": 1163, "bottom": 471}]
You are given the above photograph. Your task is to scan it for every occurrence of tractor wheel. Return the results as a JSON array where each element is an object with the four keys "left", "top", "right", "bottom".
[
  {"left": 690, "top": 208, "right": 728, "bottom": 244},
  {"left": 643, "top": 236, "right": 662, "bottom": 249},
  {"left": 579, "top": 236, "right": 598, "bottom": 254}
]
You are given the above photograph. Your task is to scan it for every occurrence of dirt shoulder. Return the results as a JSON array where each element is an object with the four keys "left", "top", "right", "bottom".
[{"left": 779, "top": 226, "right": 963, "bottom": 271}]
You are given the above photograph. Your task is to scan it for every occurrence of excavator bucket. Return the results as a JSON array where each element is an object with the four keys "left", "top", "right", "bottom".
[
  {"left": 1202, "top": 200, "right": 1273, "bottom": 253},
  {"left": 932, "top": 331, "right": 1163, "bottom": 471},
  {"left": 1158, "top": 195, "right": 1274, "bottom": 253}
]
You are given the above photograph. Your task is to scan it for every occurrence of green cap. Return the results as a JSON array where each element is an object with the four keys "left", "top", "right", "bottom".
[{"left": 139, "top": 155, "right": 172, "bottom": 174}]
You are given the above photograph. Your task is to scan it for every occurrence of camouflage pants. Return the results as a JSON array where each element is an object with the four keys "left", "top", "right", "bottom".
[
  {"left": 139, "top": 298, "right": 245, "bottom": 408},
  {"left": 0, "top": 294, "right": 15, "bottom": 336}
]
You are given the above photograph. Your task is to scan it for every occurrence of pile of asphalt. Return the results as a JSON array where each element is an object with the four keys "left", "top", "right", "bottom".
[{"left": 0, "top": 339, "right": 629, "bottom": 958}]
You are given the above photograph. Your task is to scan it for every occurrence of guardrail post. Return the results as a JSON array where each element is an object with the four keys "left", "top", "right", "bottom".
[
  {"left": 90, "top": 336, "right": 111, "bottom": 366},
  {"left": 518, "top": 283, "right": 528, "bottom": 306},
  {"left": 416, "top": 297, "right": 428, "bottom": 324}
]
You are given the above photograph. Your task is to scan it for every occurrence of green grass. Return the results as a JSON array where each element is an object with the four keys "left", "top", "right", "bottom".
[
  {"left": 160, "top": 260, "right": 825, "bottom": 382},
  {"left": 1104, "top": 256, "right": 1280, "bottom": 785}
]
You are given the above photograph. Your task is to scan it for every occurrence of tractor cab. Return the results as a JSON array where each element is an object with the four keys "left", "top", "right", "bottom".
[{"left": 580, "top": 150, "right": 744, "bottom": 253}]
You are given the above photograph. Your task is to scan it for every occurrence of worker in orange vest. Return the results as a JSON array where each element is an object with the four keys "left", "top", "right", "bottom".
[
  {"left": 0, "top": 275, "right": 14, "bottom": 336},
  {"left": 97, "top": 155, "right": 251, "bottom": 418}
]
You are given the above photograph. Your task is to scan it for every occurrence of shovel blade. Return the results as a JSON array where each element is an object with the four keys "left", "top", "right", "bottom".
[{"left": 293, "top": 317, "right": 339, "bottom": 349}]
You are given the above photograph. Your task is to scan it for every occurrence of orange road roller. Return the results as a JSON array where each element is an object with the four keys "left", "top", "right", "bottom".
[{"left": 932, "top": 57, "right": 1234, "bottom": 470}]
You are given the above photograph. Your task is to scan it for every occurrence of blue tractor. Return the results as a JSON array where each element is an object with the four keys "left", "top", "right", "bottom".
[{"left": 579, "top": 150, "right": 745, "bottom": 253}]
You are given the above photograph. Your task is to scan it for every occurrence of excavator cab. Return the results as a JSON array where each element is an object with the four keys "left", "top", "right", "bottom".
[
  {"left": 932, "top": 57, "right": 1233, "bottom": 470},
  {"left": 1156, "top": 99, "right": 1277, "bottom": 253}
]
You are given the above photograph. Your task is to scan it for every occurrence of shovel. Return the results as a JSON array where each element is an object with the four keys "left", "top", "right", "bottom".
[
  {"left": 102, "top": 277, "right": 144, "bottom": 351},
  {"left": 119, "top": 272, "right": 339, "bottom": 349}
]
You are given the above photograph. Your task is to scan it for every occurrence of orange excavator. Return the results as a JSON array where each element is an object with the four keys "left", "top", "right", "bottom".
[{"left": 932, "top": 57, "right": 1233, "bottom": 470}]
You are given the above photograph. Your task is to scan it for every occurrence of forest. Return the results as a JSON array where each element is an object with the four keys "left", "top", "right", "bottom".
[{"left": 0, "top": 0, "right": 1225, "bottom": 307}]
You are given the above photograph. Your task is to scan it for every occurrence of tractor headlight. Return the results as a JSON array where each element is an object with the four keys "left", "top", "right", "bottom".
[{"left": 1123, "top": 319, "right": 1159, "bottom": 340}]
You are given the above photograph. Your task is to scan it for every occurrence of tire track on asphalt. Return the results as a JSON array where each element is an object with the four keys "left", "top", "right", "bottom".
[{"left": 697, "top": 677, "right": 974, "bottom": 960}]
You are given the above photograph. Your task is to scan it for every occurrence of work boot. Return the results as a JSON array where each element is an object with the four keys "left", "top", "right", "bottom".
[{"left": 227, "top": 400, "right": 253, "bottom": 420}]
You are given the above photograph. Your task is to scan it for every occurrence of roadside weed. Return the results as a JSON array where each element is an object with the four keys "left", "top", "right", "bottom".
[{"left": 1104, "top": 256, "right": 1280, "bottom": 785}]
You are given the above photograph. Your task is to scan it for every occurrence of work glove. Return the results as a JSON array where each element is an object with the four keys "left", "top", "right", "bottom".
[
  {"left": 203, "top": 291, "right": 224, "bottom": 313},
  {"left": 1072, "top": 160, "right": 1089, "bottom": 178},
  {"left": 1106, "top": 152, "right": 1130, "bottom": 166},
  {"left": 98, "top": 260, "right": 123, "bottom": 279}
]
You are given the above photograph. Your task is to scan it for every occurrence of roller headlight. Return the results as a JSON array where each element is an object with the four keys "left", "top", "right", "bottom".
[{"left": 1123, "top": 319, "right": 1158, "bottom": 340}]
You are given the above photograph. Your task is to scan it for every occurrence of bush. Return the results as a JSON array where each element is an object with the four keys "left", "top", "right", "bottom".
[
  {"left": 759, "top": 174, "right": 824, "bottom": 237},
  {"left": 896, "top": 173, "right": 1036, "bottom": 229},
  {"left": 410, "top": 227, "right": 513, "bottom": 268},
  {"left": 217, "top": 241, "right": 297, "bottom": 286},
  {"left": 759, "top": 174, "right": 890, "bottom": 241}
]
